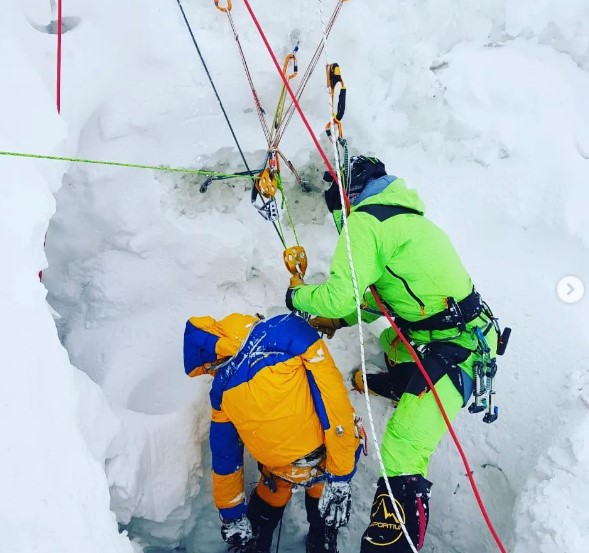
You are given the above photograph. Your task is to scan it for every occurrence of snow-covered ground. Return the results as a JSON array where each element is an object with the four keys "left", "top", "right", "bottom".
[{"left": 2, "top": 0, "right": 589, "bottom": 552}]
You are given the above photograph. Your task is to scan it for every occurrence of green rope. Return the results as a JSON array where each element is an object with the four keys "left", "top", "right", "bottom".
[
  {"left": 0, "top": 150, "right": 248, "bottom": 179},
  {"left": 276, "top": 173, "right": 299, "bottom": 246}
]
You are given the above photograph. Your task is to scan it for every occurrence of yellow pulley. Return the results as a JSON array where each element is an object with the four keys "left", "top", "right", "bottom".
[
  {"left": 283, "top": 246, "right": 307, "bottom": 278},
  {"left": 256, "top": 168, "right": 279, "bottom": 198}
]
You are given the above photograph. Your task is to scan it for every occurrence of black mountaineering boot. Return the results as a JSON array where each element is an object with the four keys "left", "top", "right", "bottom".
[
  {"left": 246, "top": 489, "right": 285, "bottom": 553},
  {"left": 304, "top": 493, "right": 338, "bottom": 553}
]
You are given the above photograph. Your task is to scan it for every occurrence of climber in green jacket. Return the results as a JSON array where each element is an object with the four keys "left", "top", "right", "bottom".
[{"left": 285, "top": 156, "right": 508, "bottom": 552}]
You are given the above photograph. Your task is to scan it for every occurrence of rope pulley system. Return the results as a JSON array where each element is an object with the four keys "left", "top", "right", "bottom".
[
  {"left": 207, "top": 0, "right": 351, "bottom": 282},
  {"left": 237, "top": 1, "right": 509, "bottom": 551}
]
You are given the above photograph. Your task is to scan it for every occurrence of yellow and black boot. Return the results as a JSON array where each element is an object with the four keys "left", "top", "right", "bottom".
[{"left": 360, "top": 475, "right": 432, "bottom": 552}]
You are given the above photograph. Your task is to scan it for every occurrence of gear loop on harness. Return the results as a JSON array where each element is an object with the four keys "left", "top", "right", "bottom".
[{"left": 214, "top": 0, "right": 232, "bottom": 13}]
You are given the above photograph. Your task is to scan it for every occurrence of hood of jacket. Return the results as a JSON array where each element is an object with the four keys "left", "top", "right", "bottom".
[
  {"left": 183, "top": 313, "right": 260, "bottom": 377},
  {"left": 352, "top": 175, "right": 425, "bottom": 214}
]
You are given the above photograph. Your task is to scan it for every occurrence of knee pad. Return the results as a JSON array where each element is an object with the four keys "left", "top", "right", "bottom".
[{"left": 360, "top": 475, "right": 432, "bottom": 552}]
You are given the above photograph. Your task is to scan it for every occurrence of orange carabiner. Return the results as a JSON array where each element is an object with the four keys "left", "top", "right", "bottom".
[
  {"left": 214, "top": 0, "right": 232, "bottom": 13},
  {"left": 355, "top": 416, "right": 368, "bottom": 456},
  {"left": 325, "top": 119, "right": 344, "bottom": 140},
  {"left": 283, "top": 246, "right": 308, "bottom": 278},
  {"left": 326, "top": 63, "right": 343, "bottom": 91},
  {"left": 282, "top": 53, "right": 298, "bottom": 81},
  {"left": 256, "top": 168, "right": 278, "bottom": 198},
  {"left": 325, "top": 63, "right": 346, "bottom": 140},
  {"left": 268, "top": 151, "right": 281, "bottom": 173}
]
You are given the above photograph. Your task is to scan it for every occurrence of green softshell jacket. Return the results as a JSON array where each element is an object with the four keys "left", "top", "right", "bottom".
[{"left": 292, "top": 178, "right": 480, "bottom": 350}]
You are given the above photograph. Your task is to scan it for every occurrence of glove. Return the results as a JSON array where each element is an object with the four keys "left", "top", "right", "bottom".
[
  {"left": 309, "top": 317, "right": 345, "bottom": 339},
  {"left": 324, "top": 181, "right": 343, "bottom": 214},
  {"left": 220, "top": 515, "right": 254, "bottom": 548},
  {"left": 318, "top": 480, "right": 352, "bottom": 528}
]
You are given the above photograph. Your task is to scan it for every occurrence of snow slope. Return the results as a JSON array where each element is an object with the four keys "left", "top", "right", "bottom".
[{"left": 2, "top": 0, "right": 589, "bottom": 552}]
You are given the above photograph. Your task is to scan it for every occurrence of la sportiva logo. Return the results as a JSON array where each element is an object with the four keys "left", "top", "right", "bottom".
[{"left": 367, "top": 493, "right": 406, "bottom": 546}]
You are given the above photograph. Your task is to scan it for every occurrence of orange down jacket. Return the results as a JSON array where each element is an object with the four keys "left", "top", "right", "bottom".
[{"left": 183, "top": 312, "right": 360, "bottom": 520}]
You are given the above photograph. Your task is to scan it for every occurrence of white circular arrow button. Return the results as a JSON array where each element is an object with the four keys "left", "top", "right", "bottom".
[{"left": 557, "top": 276, "right": 585, "bottom": 304}]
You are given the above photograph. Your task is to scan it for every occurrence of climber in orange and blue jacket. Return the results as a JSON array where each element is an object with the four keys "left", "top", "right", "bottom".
[{"left": 184, "top": 312, "right": 361, "bottom": 553}]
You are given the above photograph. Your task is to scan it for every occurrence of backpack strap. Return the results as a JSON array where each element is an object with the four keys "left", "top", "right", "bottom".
[{"left": 355, "top": 204, "right": 422, "bottom": 221}]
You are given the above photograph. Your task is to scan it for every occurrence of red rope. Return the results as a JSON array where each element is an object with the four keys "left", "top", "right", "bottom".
[
  {"left": 57, "top": 0, "right": 62, "bottom": 114},
  {"left": 241, "top": 2, "right": 508, "bottom": 551}
]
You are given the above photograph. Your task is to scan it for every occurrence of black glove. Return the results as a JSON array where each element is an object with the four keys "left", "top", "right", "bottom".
[
  {"left": 285, "top": 287, "right": 297, "bottom": 311},
  {"left": 221, "top": 515, "right": 254, "bottom": 548},
  {"left": 318, "top": 480, "right": 352, "bottom": 528},
  {"left": 285, "top": 274, "right": 304, "bottom": 312},
  {"left": 324, "top": 181, "right": 343, "bottom": 213}
]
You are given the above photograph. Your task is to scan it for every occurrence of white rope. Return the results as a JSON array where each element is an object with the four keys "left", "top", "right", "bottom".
[{"left": 315, "top": 2, "right": 419, "bottom": 551}]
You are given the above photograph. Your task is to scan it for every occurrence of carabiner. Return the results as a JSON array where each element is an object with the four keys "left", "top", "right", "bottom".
[
  {"left": 214, "top": 0, "right": 232, "bottom": 13},
  {"left": 325, "top": 119, "right": 344, "bottom": 140},
  {"left": 326, "top": 63, "right": 343, "bottom": 90},
  {"left": 325, "top": 63, "right": 346, "bottom": 139},
  {"left": 268, "top": 151, "right": 281, "bottom": 174},
  {"left": 282, "top": 53, "right": 298, "bottom": 81}
]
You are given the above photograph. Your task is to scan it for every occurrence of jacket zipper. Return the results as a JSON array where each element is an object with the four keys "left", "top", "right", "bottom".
[{"left": 386, "top": 266, "right": 426, "bottom": 315}]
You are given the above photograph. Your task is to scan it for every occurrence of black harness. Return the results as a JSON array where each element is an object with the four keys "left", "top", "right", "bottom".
[{"left": 357, "top": 203, "right": 511, "bottom": 423}]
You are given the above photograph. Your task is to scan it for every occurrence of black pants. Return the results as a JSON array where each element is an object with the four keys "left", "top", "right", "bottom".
[
  {"left": 246, "top": 490, "right": 338, "bottom": 553},
  {"left": 305, "top": 494, "right": 338, "bottom": 553}
]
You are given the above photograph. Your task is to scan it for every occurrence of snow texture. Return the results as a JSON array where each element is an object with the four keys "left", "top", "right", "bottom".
[{"left": 1, "top": 0, "right": 589, "bottom": 552}]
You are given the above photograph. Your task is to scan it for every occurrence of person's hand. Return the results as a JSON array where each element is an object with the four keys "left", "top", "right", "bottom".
[
  {"left": 221, "top": 515, "right": 254, "bottom": 548},
  {"left": 289, "top": 273, "right": 304, "bottom": 288},
  {"left": 309, "top": 317, "right": 343, "bottom": 339},
  {"left": 286, "top": 274, "right": 304, "bottom": 311},
  {"left": 318, "top": 480, "right": 352, "bottom": 528}
]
